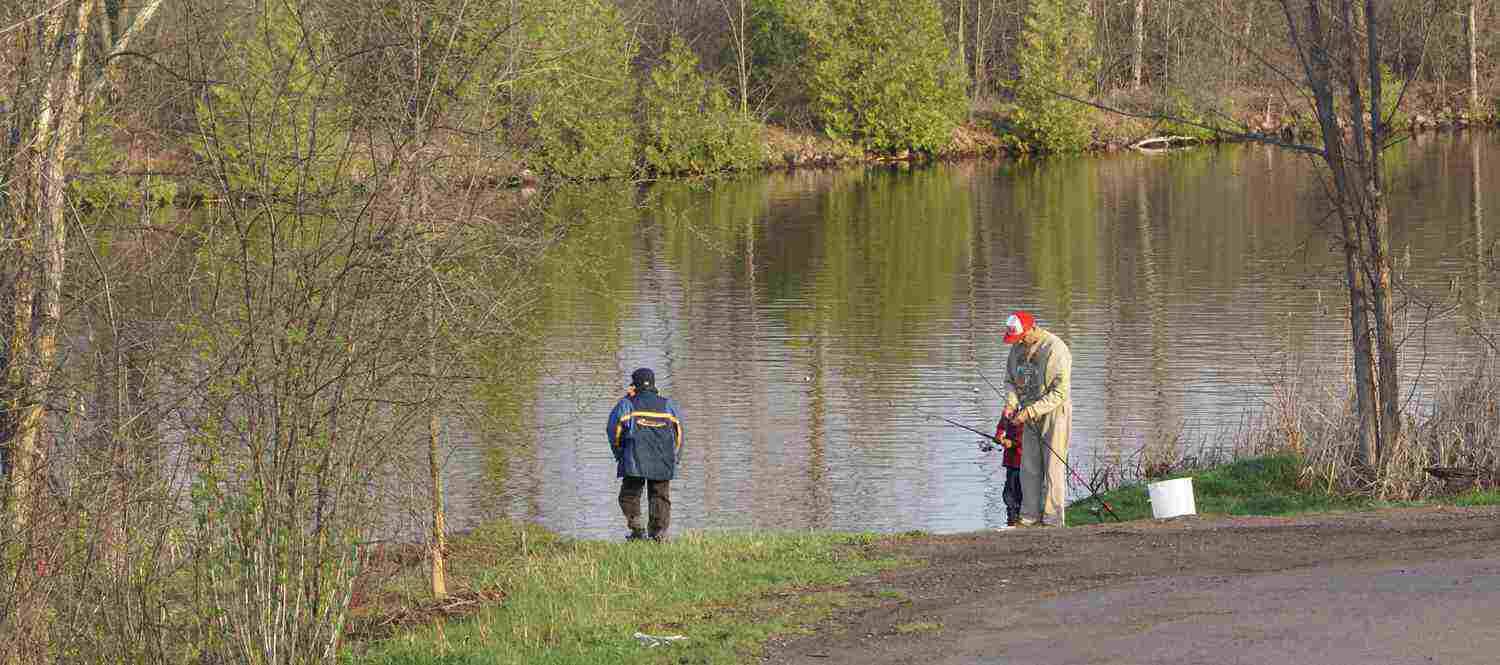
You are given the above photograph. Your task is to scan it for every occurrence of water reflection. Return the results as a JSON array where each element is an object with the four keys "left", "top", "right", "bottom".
[{"left": 464, "top": 134, "right": 1500, "bottom": 539}]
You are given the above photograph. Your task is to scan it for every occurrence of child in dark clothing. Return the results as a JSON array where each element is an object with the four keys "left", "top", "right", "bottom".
[{"left": 995, "top": 416, "right": 1024, "bottom": 527}]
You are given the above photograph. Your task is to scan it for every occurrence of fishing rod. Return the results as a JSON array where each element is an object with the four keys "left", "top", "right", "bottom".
[
  {"left": 966, "top": 372, "right": 1122, "bottom": 523},
  {"left": 913, "top": 405, "right": 1007, "bottom": 444}
]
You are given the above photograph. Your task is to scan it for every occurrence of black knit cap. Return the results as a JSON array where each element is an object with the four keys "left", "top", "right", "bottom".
[{"left": 630, "top": 367, "right": 656, "bottom": 390}]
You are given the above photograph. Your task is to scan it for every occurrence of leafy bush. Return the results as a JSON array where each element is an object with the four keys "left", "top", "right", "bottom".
[
  {"left": 789, "top": 0, "right": 967, "bottom": 153},
  {"left": 510, "top": 0, "right": 637, "bottom": 180},
  {"left": 642, "top": 38, "right": 764, "bottom": 175},
  {"left": 1005, "top": 0, "right": 1098, "bottom": 153}
]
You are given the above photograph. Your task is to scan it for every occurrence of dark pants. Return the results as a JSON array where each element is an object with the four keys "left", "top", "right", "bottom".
[
  {"left": 1003, "top": 466, "right": 1022, "bottom": 524},
  {"left": 619, "top": 476, "right": 671, "bottom": 537}
]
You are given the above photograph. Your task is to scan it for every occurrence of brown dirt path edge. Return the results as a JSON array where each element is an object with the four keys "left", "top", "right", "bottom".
[{"left": 762, "top": 506, "right": 1500, "bottom": 665}]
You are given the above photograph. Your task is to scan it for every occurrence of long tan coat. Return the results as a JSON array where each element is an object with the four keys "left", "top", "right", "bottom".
[{"left": 1004, "top": 329, "right": 1073, "bottom": 525}]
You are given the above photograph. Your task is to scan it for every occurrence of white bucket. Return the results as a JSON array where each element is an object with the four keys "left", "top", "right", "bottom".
[{"left": 1147, "top": 477, "right": 1197, "bottom": 519}]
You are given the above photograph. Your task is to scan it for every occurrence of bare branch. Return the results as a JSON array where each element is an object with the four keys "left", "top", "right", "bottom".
[{"left": 1044, "top": 88, "right": 1328, "bottom": 158}]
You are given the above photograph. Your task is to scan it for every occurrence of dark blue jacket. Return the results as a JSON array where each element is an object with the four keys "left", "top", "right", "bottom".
[{"left": 605, "top": 388, "right": 683, "bottom": 480}]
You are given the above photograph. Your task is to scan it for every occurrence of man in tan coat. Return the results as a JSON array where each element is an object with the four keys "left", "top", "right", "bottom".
[{"left": 1001, "top": 311, "right": 1073, "bottom": 527}]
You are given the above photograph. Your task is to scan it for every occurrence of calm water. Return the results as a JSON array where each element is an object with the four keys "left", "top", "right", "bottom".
[{"left": 456, "top": 133, "right": 1499, "bottom": 539}]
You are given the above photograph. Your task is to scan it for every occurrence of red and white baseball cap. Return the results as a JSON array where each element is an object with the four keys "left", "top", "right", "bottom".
[{"left": 1003, "top": 311, "right": 1035, "bottom": 344}]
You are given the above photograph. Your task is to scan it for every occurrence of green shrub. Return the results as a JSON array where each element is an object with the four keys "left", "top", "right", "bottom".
[
  {"left": 642, "top": 38, "right": 764, "bottom": 175},
  {"left": 789, "top": 0, "right": 967, "bottom": 153},
  {"left": 1005, "top": 0, "right": 1097, "bottom": 153},
  {"left": 511, "top": 0, "right": 637, "bottom": 180}
]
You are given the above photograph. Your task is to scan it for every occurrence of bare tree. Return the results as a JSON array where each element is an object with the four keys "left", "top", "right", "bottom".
[
  {"left": 1133, "top": 0, "right": 1146, "bottom": 89},
  {"left": 1469, "top": 1, "right": 1480, "bottom": 116},
  {"left": 1055, "top": 0, "right": 1419, "bottom": 475},
  {"left": 1278, "top": 0, "right": 1401, "bottom": 471},
  {"left": 1, "top": 1, "right": 165, "bottom": 659},
  {"left": 973, "top": 0, "right": 999, "bottom": 99},
  {"left": 720, "top": 0, "right": 751, "bottom": 115}
]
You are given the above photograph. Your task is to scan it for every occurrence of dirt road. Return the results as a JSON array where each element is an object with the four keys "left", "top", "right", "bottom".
[{"left": 763, "top": 506, "right": 1500, "bottom": 665}]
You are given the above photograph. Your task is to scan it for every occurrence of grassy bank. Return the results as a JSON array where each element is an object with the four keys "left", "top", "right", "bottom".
[
  {"left": 350, "top": 525, "right": 910, "bottom": 665},
  {"left": 1066, "top": 454, "right": 1500, "bottom": 526},
  {"left": 350, "top": 456, "right": 1500, "bottom": 663}
]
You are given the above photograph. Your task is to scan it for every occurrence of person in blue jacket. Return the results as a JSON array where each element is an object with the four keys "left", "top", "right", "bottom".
[{"left": 606, "top": 368, "right": 684, "bottom": 542}]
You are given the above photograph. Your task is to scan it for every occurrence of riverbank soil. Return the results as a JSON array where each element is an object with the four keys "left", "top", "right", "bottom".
[{"left": 763, "top": 506, "right": 1500, "bottom": 665}]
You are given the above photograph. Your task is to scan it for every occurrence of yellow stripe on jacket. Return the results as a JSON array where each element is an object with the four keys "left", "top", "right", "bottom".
[{"left": 616, "top": 410, "right": 682, "bottom": 452}]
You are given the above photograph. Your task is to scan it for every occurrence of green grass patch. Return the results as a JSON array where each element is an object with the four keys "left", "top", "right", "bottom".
[
  {"left": 352, "top": 528, "right": 905, "bottom": 665},
  {"left": 1066, "top": 454, "right": 1379, "bottom": 526},
  {"left": 892, "top": 621, "right": 942, "bottom": 634},
  {"left": 1454, "top": 489, "right": 1500, "bottom": 507}
]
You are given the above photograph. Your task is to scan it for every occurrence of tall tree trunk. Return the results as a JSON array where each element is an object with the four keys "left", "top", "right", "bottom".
[
  {"left": 2, "top": 126, "right": 43, "bottom": 665},
  {"left": 408, "top": 16, "right": 448, "bottom": 599},
  {"left": 1162, "top": 0, "right": 1171, "bottom": 87},
  {"left": 740, "top": 0, "right": 749, "bottom": 115},
  {"left": 973, "top": 0, "right": 987, "bottom": 99},
  {"left": 98, "top": 2, "right": 116, "bottom": 61},
  {"left": 736, "top": 0, "right": 749, "bottom": 116},
  {"left": 1361, "top": 0, "right": 1401, "bottom": 469},
  {"left": 427, "top": 205, "right": 446, "bottom": 599},
  {"left": 3, "top": 0, "right": 159, "bottom": 654},
  {"left": 720, "top": 0, "right": 751, "bottom": 116},
  {"left": 4, "top": 4, "right": 100, "bottom": 660},
  {"left": 422, "top": 187, "right": 447, "bottom": 600},
  {"left": 428, "top": 364, "right": 446, "bottom": 598},
  {"left": 1339, "top": 213, "right": 1380, "bottom": 473},
  {"left": 1337, "top": 0, "right": 1399, "bottom": 465},
  {"left": 1469, "top": 1, "right": 1480, "bottom": 117},
  {"left": 1285, "top": 0, "right": 1380, "bottom": 470},
  {"left": 957, "top": 0, "right": 967, "bottom": 100},
  {"left": 1241, "top": 11, "right": 1253, "bottom": 74},
  {"left": 1132, "top": 0, "right": 1145, "bottom": 89},
  {"left": 89, "top": 0, "right": 165, "bottom": 101}
]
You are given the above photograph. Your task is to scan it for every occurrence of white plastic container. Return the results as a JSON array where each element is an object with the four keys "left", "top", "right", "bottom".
[{"left": 1147, "top": 476, "right": 1197, "bottom": 519}]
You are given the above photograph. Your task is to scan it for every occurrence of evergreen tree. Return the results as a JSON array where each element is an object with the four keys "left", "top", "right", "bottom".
[
  {"left": 642, "top": 37, "right": 763, "bottom": 175},
  {"left": 790, "top": 0, "right": 967, "bottom": 153},
  {"left": 1007, "top": 0, "right": 1098, "bottom": 153}
]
